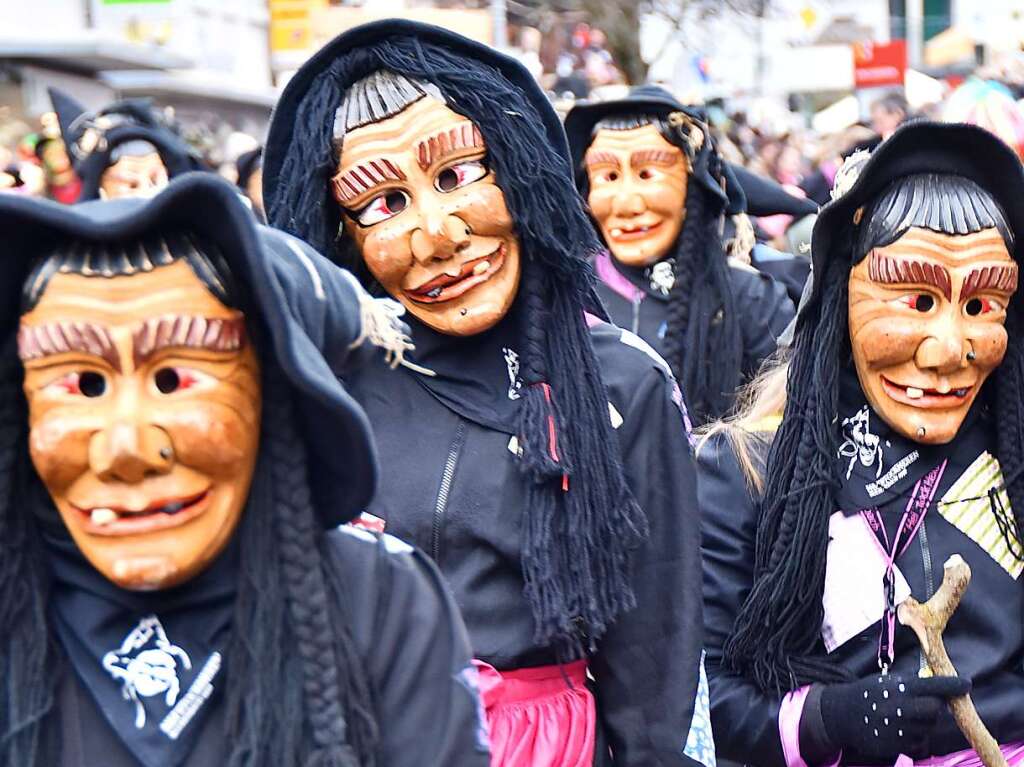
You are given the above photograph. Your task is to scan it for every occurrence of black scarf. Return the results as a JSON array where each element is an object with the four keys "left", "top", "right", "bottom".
[
  {"left": 45, "top": 534, "right": 236, "bottom": 767},
  {"left": 609, "top": 254, "right": 676, "bottom": 302},
  {"left": 405, "top": 307, "right": 525, "bottom": 434},
  {"left": 834, "top": 368, "right": 989, "bottom": 515}
]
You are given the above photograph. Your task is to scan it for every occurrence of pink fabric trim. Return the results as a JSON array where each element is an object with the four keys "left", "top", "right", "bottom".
[
  {"left": 473, "top": 659, "right": 595, "bottom": 767},
  {"left": 885, "top": 743, "right": 1024, "bottom": 767},
  {"left": 593, "top": 250, "right": 643, "bottom": 303},
  {"left": 779, "top": 686, "right": 841, "bottom": 767}
]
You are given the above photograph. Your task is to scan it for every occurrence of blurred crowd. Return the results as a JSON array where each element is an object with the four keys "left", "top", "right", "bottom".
[{"left": 5, "top": 42, "right": 1024, "bottom": 251}]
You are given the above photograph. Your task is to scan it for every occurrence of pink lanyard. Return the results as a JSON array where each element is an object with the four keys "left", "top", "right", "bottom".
[{"left": 859, "top": 459, "right": 948, "bottom": 671}]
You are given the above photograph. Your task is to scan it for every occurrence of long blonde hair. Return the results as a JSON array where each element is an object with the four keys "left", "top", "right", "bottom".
[{"left": 696, "top": 352, "right": 791, "bottom": 495}]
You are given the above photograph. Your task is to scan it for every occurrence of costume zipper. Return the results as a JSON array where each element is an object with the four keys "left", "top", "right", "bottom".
[
  {"left": 917, "top": 522, "right": 935, "bottom": 674},
  {"left": 432, "top": 420, "right": 466, "bottom": 564},
  {"left": 631, "top": 296, "right": 641, "bottom": 335}
]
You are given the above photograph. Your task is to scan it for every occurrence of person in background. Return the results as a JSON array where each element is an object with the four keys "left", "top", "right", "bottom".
[
  {"left": 235, "top": 146, "right": 264, "bottom": 221},
  {"left": 566, "top": 87, "right": 794, "bottom": 424},
  {"left": 48, "top": 88, "right": 205, "bottom": 201},
  {"left": 870, "top": 91, "right": 910, "bottom": 140}
]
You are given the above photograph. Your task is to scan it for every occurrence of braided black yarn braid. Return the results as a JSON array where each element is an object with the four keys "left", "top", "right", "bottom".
[
  {"left": 263, "top": 367, "right": 377, "bottom": 767},
  {"left": 725, "top": 261, "right": 853, "bottom": 694},
  {"left": 662, "top": 180, "right": 744, "bottom": 422},
  {"left": 0, "top": 338, "right": 60, "bottom": 767}
]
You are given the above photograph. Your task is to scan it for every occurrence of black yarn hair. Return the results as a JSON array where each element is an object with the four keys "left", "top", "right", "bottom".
[
  {"left": 726, "top": 172, "right": 1024, "bottom": 695},
  {"left": 21, "top": 231, "right": 239, "bottom": 312},
  {"left": 268, "top": 44, "right": 648, "bottom": 656},
  {"left": 581, "top": 113, "right": 742, "bottom": 424},
  {"left": 854, "top": 173, "right": 1013, "bottom": 259},
  {"left": 1, "top": 237, "right": 378, "bottom": 766}
]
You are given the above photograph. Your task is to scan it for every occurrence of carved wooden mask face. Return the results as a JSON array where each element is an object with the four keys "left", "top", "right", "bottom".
[
  {"left": 100, "top": 152, "right": 169, "bottom": 200},
  {"left": 848, "top": 226, "right": 1017, "bottom": 444},
  {"left": 586, "top": 125, "right": 688, "bottom": 267},
  {"left": 335, "top": 97, "right": 522, "bottom": 337},
  {"left": 19, "top": 260, "right": 261, "bottom": 590}
]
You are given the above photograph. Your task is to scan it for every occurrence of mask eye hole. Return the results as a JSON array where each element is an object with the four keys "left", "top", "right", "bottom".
[
  {"left": 79, "top": 372, "right": 106, "bottom": 398},
  {"left": 154, "top": 367, "right": 203, "bottom": 394},
  {"left": 435, "top": 160, "right": 487, "bottom": 193},
  {"left": 965, "top": 296, "right": 1002, "bottom": 316},
  {"left": 899, "top": 293, "right": 935, "bottom": 312},
  {"left": 155, "top": 368, "right": 180, "bottom": 394},
  {"left": 353, "top": 190, "right": 409, "bottom": 226}
]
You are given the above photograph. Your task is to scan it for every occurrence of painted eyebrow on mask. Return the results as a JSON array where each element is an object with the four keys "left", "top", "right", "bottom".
[
  {"left": 331, "top": 158, "right": 407, "bottom": 205},
  {"left": 18, "top": 321, "right": 120, "bottom": 370},
  {"left": 132, "top": 315, "right": 247, "bottom": 367},
  {"left": 630, "top": 149, "right": 681, "bottom": 168},
  {"left": 415, "top": 122, "right": 484, "bottom": 171},
  {"left": 585, "top": 150, "right": 620, "bottom": 169},
  {"left": 962, "top": 263, "right": 1019, "bottom": 300},
  {"left": 868, "top": 250, "right": 953, "bottom": 301}
]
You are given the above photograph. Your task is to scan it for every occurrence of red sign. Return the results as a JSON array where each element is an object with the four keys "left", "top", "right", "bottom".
[{"left": 853, "top": 40, "right": 907, "bottom": 89}]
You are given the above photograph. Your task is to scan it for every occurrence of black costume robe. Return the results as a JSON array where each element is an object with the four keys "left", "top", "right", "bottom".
[
  {"left": 698, "top": 417, "right": 1024, "bottom": 766},
  {"left": 344, "top": 320, "right": 713, "bottom": 767},
  {"left": 54, "top": 528, "right": 488, "bottom": 767}
]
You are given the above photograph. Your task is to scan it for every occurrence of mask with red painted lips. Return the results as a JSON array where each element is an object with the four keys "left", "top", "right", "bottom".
[
  {"left": 335, "top": 96, "right": 522, "bottom": 337},
  {"left": 848, "top": 226, "right": 1018, "bottom": 444},
  {"left": 19, "top": 259, "right": 261, "bottom": 591}
]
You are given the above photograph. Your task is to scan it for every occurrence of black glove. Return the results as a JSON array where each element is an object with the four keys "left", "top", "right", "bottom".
[{"left": 799, "top": 673, "right": 971, "bottom": 763}]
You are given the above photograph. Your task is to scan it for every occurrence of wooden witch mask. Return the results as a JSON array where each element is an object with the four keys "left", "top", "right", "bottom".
[
  {"left": 18, "top": 237, "right": 261, "bottom": 590},
  {"left": 332, "top": 71, "right": 522, "bottom": 337}
]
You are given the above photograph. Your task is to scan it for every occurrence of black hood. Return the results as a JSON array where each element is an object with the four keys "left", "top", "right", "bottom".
[{"left": 0, "top": 172, "right": 378, "bottom": 526}]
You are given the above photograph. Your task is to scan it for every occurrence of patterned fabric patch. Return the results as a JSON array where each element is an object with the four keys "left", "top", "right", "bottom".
[
  {"left": 682, "top": 651, "right": 717, "bottom": 767},
  {"left": 938, "top": 451, "right": 1023, "bottom": 579},
  {"left": 455, "top": 665, "right": 491, "bottom": 755}
]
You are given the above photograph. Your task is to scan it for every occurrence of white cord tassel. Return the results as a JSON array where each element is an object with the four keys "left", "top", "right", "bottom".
[{"left": 349, "top": 293, "right": 436, "bottom": 376}]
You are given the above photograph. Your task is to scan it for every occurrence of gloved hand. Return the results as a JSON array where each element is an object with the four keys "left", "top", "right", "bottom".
[{"left": 799, "top": 673, "right": 970, "bottom": 763}]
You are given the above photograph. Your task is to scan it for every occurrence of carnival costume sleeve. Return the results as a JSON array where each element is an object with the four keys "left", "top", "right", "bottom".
[
  {"left": 728, "top": 265, "right": 796, "bottom": 380},
  {"left": 323, "top": 527, "right": 491, "bottom": 767},
  {"left": 589, "top": 351, "right": 712, "bottom": 766},
  {"left": 698, "top": 432, "right": 789, "bottom": 767}
]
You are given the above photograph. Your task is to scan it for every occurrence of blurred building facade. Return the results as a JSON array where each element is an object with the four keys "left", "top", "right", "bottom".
[{"left": 0, "top": 0, "right": 274, "bottom": 137}]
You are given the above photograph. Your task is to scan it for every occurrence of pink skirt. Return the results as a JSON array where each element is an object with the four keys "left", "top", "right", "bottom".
[{"left": 474, "top": 659, "right": 596, "bottom": 767}]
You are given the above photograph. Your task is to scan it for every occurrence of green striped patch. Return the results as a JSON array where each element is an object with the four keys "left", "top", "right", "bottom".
[{"left": 939, "top": 451, "right": 1022, "bottom": 579}]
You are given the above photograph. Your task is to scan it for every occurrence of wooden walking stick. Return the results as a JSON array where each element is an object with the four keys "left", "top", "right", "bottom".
[{"left": 897, "top": 555, "right": 1007, "bottom": 767}]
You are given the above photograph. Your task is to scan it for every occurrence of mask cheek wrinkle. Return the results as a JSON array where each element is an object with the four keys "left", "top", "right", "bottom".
[
  {"left": 971, "top": 324, "right": 1009, "bottom": 369},
  {"left": 363, "top": 226, "right": 414, "bottom": 288},
  {"left": 28, "top": 412, "right": 92, "bottom": 492}
]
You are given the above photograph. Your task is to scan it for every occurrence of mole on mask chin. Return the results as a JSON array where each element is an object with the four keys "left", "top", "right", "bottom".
[
  {"left": 848, "top": 226, "right": 1017, "bottom": 444},
  {"left": 586, "top": 125, "right": 688, "bottom": 268},
  {"left": 19, "top": 260, "right": 261, "bottom": 591},
  {"left": 335, "top": 97, "right": 522, "bottom": 337}
]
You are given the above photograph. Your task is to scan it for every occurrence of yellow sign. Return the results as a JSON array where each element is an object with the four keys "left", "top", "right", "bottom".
[{"left": 270, "top": 0, "right": 328, "bottom": 53}]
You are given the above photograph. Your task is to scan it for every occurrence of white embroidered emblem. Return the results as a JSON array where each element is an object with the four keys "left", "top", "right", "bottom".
[
  {"left": 503, "top": 347, "right": 522, "bottom": 400},
  {"left": 103, "top": 615, "right": 192, "bottom": 728},
  {"left": 649, "top": 260, "right": 675, "bottom": 296},
  {"left": 838, "top": 406, "right": 883, "bottom": 480}
]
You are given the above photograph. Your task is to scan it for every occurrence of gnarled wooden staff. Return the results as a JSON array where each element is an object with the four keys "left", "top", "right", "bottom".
[{"left": 897, "top": 554, "right": 1008, "bottom": 767}]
